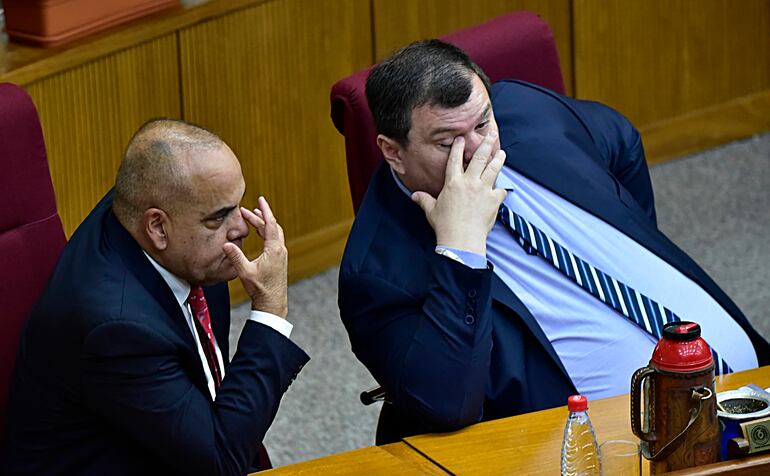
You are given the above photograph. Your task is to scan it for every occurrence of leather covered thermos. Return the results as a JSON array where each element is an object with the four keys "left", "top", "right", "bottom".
[{"left": 631, "top": 321, "right": 720, "bottom": 473}]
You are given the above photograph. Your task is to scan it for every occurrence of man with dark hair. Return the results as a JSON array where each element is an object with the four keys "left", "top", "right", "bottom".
[
  {"left": 366, "top": 39, "right": 491, "bottom": 146},
  {"left": 338, "top": 40, "right": 770, "bottom": 442},
  {"left": 2, "top": 119, "right": 309, "bottom": 475}
]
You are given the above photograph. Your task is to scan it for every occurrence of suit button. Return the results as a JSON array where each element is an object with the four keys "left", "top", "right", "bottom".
[
  {"left": 464, "top": 314, "right": 475, "bottom": 325},
  {"left": 468, "top": 290, "right": 477, "bottom": 298}
]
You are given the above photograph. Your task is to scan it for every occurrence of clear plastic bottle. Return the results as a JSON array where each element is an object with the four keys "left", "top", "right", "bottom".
[{"left": 561, "top": 394, "right": 601, "bottom": 476}]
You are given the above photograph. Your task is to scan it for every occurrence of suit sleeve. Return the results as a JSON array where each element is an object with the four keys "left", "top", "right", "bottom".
[
  {"left": 568, "top": 99, "right": 658, "bottom": 225},
  {"left": 81, "top": 319, "right": 309, "bottom": 476},
  {"left": 339, "top": 253, "right": 494, "bottom": 432}
]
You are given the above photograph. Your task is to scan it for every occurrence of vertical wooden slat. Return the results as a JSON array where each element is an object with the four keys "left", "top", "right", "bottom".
[
  {"left": 24, "top": 34, "right": 181, "bottom": 237},
  {"left": 372, "top": 0, "right": 573, "bottom": 95},
  {"left": 573, "top": 0, "right": 770, "bottom": 128},
  {"left": 179, "top": 0, "right": 371, "bottom": 290}
]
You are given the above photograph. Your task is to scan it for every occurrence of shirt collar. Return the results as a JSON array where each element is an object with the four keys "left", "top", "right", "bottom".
[
  {"left": 142, "top": 250, "right": 191, "bottom": 309},
  {"left": 390, "top": 166, "right": 413, "bottom": 197}
]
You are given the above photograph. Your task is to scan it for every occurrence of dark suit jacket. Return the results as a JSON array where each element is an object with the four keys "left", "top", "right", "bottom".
[
  {"left": 1, "top": 191, "right": 309, "bottom": 475},
  {"left": 338, "top": 80, "right": 770, "bottom": 443}
]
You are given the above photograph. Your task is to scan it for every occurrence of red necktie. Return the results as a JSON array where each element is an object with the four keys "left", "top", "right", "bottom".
[
  {"left": 188, "top": 286, "right": 272, "bottom": 470},
  {"left": 188, "top": 285, "right": 222, "bottom": 387}
]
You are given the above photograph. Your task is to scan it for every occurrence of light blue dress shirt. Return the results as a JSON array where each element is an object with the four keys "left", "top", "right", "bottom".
[{"left": 391, "top": 167, "right": 757, "bottom": 400}]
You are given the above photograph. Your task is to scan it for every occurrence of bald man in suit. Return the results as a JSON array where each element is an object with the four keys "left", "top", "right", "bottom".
[{"left": 3, "top": 119, "right": 308, "bottom": 475}]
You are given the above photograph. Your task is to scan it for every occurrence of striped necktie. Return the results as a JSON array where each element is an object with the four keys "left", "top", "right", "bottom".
[{"left": 497, "top": 203, "right": 733, "bottom": 376}]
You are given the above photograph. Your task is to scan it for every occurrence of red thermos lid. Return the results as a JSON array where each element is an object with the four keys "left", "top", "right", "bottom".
[{"left": 651, "top": 322, "right": 713, "bottom": 372}]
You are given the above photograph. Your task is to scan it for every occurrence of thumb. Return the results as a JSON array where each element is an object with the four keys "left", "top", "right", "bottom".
[
  {"left": 411, "top": 191, "right": 436, "bottom": 215},
  {"left": 223, "top": 243, "right": 249, "bottom": 276},
  {"left": 494, "top": 187, "right": 508, "bottom": 205}
]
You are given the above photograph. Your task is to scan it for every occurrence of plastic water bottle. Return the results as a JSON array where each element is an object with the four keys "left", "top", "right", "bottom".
[{"left": 561, "top": 394, "right": 601, "bottom": 475}]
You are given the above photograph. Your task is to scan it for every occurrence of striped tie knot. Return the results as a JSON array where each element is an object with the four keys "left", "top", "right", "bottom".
[{"left": 498, "top": 205, "right": 537, "bottom": 255}]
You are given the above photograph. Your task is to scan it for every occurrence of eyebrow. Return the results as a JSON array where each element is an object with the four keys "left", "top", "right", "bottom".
[
  {"left": 203, "top": 205, "right": 238, "bottom": 221},
  {"left": 429, "top": 103, "right": 491, "bottom": 138}
]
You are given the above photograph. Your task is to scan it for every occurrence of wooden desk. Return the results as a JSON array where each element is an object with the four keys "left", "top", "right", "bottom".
[
  {"left": 252, "top": 367, "right": 770, "bottom": 474},
  {"left": 257, "top": 442, "right": 446, "bottom": 475},
  {"left": 403, "top": 367, "right": 770, "bottom": 475}
]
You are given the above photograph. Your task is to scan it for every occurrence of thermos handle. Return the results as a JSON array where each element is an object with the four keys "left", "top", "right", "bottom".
[
  {"left": 630, "top": 366, "right": 656, "bottom": 442},
  {"left": 646, "top": 387, "right": 712, "bottom": 461}
]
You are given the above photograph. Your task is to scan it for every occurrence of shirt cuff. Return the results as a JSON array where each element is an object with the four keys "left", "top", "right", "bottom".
[
  {"left": 248, "top": 311, "right": 293, "bottom": 338},
  {"left": 435, "top": 246, "right": 488, "bottom": 269}
]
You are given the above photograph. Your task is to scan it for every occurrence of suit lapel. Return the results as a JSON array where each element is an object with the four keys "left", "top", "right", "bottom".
[
  {"left": 380, "top": 164, "right": 439, "bottom": 248},
  {"left": 504, "top": 139, "right": 643, "bottom": 240},
  {"left": 488, "top": 84, "right": 712, "bottom": 379},
  {"left": 380, "top": 165, "right": 574, "bottom": 381},
  {"left": 491, "top": 87, "right": 766, "bottom": 358},
  {"left": 103, "top": 204, "right": 212, "bottom": 396},
  {"left": 500, "top": 136, "right": 708, "bottom": 294},
  {"left": 203, "top": 283, "right": 231, "bottom": 365}
]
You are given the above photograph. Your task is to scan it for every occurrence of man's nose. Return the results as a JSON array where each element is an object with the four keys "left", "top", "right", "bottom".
[
  {"left": 463, "top": 133, "right": 484, "bottom": 161},
  {"left": 227, "top": 211, "right": 249, "bottom": 241}
]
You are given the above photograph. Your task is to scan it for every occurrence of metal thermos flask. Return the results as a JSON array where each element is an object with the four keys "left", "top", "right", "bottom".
[{"left": 630, "top": 321, "right": 720, "bottom": 473}]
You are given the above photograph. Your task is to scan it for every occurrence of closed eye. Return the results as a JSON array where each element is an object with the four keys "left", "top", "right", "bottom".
[
  {"left": 203, "top": 215, "right": 228, "bottom": 230},
  {"left": 203, "top": 205, "right": 238, "bottom": 228}
]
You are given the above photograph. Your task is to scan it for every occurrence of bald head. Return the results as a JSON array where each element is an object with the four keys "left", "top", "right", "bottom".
[{"left": 113, "top": 119, "right": 226, "bottom": 229}]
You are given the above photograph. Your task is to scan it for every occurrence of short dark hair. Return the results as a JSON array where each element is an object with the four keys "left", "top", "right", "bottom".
[{"left": 365, "top": 39, "right": 490, "bottom": 145}]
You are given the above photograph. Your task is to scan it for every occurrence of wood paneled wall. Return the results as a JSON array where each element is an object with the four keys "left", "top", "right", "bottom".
[
  {"left": 370, "top": 0, "right": 770, "bottom": 165},
  {"left": 3, "top": 0, "right": 768, "bottom": 301},
  {"left": 179, "top": 0, "right": 370, "bottom": 290},
  {"left": 4, "top": 0, "right": 372, "bottom": 301},
  {"left": 24, "top": 34, "right": 180, "bottom": 236},
  {"left": 573, "top": 0, "right": 770, "bottom": 163},
  {"left": 372, "top": 0, "right": 573, "bottom": 95},
  {"left": 572, "top": 0, "right": 770, "bottom": 128}
]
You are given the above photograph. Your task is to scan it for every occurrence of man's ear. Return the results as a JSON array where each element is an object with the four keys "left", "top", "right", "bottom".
[
  {"left": 143, "top": 208, "right": 169, "bottom": 251},
  {"left": 377, "top": 134, "right": 406, "bottom": 175}
]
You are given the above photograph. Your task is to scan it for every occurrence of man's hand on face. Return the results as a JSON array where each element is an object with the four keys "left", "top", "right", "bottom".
[
  {"left": 411, "top": 133, "right": 507, "bottom": 256},
  {"left": 223, "top": 196, "right": 289, "bottom": 318}
]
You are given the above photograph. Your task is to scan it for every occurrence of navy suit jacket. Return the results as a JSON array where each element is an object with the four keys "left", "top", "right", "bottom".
[
  {"left": 2, "top": 191, "right": 309, "bottom": 475},
  {"left": 338, "top": 80, "right": 770, "bottom": 442}
]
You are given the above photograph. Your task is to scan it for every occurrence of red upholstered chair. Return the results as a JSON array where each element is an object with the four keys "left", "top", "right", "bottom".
[
  {"left": 330, "top": 10, "right": 565, "bottom": 213},
  {"left": 0, "top": 83, "right": 67, "bottom": 432}
]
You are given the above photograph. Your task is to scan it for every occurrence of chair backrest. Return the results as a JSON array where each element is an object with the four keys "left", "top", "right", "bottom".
[
  {"left": 330, "top": 11, "right": 565, "bottom": 212},
  {"left": 0, "top": 83, "right": 67, "bottom": 432}
]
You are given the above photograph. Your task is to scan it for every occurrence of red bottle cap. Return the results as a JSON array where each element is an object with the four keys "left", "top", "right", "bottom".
[
  {"left": 567, "top": 395, "right": 588, "bottom": 412},
  {"left": 652, "top": 321, "right": 713, "bottom": 373}
]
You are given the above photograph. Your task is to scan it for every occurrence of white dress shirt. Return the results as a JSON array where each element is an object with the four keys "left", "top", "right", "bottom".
[{"left": 143, "top": 251, "right": 293, "bottom": 399}]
